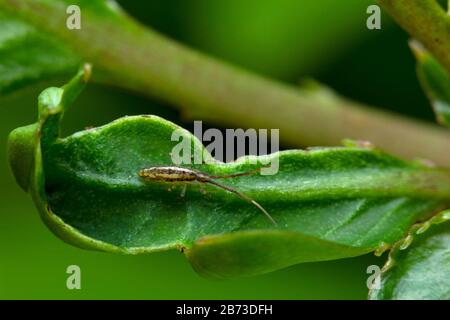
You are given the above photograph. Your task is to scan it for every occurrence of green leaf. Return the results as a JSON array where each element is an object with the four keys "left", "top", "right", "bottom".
[
  {"left": 411, "top": 40, "right": 450, "bottom": 128},
  {"left": 8, "top": 68, "right": 450, "bottom": 278},
  {"left": 0, "top": 10, "right": 80, "bottom": 94},
  {"left": 369, "top": 211, "right": 450, "bottom": 300}
]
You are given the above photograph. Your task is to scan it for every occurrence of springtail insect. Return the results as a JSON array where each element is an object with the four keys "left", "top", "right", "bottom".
[{"left": 138, "top": 166, "right": 276, "bottom": 225}]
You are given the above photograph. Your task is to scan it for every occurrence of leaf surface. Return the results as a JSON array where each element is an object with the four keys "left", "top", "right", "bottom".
[{"left": 369, "top": 211, "right": 450, "bottom": 300}]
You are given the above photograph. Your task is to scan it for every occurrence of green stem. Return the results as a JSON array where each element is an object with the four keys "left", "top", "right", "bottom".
[
  {"left": 2, "top": 0, "right": 450, "bottom": 165},
  {"left": 378, "top": 0, "right": 450, "bottom": 74}
]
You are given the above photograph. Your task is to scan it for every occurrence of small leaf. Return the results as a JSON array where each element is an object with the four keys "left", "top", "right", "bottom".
[
  {"left": 411, "top": 40, "right": 450, "bottom": 128},
  {"left": 369, "top": 211, "right": 450, "bottom": 300},
  {"left": 8, "top": 69, "right": 450, "bottom": 278},
  {"left": 0, "top": 10, "right": 80, "bottom": 94}
]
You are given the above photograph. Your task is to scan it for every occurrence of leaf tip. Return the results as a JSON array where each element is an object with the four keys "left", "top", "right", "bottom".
[
  {"left": 82, "top": 63, "right": 92, "bottom": 83},
  {"left": 409, "top": 39, "right": 427, "bottom": 61}
]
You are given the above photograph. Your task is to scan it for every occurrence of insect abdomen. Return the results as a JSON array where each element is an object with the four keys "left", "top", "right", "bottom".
[{"left": 139, "top": 167, "right": 197, "bottom": 182}]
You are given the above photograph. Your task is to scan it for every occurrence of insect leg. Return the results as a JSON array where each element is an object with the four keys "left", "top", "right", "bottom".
[
  {"left": 180, "top": 184, "right": 187, "bottom": 198},
  {"left": 198, "top": 183, "right": 207, "bottom": 195}
]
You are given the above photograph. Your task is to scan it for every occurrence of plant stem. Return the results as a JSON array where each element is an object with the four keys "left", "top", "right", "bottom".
[
  {"left": 2, "top": 0, "right": 450, "bottom": 164},
  {"left": 378, "top": 0, "right": 450, "bottom": 74}
]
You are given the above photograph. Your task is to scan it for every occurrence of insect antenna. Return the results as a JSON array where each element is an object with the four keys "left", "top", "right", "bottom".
[
  {"left": 208, "top": 165, "right": 269, "bottom": 179},
  {"left": 204, "top": 179, "right": 277, "bottom": 225}
]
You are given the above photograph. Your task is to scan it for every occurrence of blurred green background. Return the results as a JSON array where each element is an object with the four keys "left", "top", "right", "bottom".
[{"left": 0, "top": 0, "right": 437, "bottom": 299}]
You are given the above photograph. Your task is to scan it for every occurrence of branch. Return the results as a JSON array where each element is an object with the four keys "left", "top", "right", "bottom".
[
  {"left": 2, "top": 0, "right": 450, "bottom": 165},
  {"left": 378, "top": 0, "right": 450, "bottom": 74}
]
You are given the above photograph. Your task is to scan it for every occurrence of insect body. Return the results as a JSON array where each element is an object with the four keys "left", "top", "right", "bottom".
[{"left": 139, "top": 166, "right": 276, "bottom": 225}]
